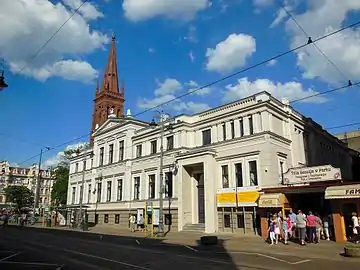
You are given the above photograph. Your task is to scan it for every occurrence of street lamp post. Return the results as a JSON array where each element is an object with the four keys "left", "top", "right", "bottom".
[
  {"left": 150, "top": 111, "right": 173, "bottom": 237},
  {"left": 77, "top": 149, "right": 94, "bottom": 230}
]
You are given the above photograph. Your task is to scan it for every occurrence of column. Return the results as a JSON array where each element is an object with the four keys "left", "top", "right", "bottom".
[
  {"left": 234, "top": 119, "right": 240, "bottom": 137},
  {"left": 203, "top": 155, "right": 217, "bottom": 233},
  {"left": 177, "top": 163, "right": 184, "bottom": 232},
  {"left": 225, "top": 122, "right": 232, "bottom": 140},
  {"left": 211, "top": 125, "right": 218, "bottom": 143},
  {"left": 243, "top": 116, "right": 250, "bottom": 136},
  {"left": 217, "top": 124, "right": 224, "bottom": 142},
  {"left": 261, "top": 111, "right": 270, "bottom": 131}
]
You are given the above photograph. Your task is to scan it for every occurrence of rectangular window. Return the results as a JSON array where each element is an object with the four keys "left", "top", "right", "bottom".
[
  {"left": 75, "top": 163, "right": 78, "bottom": 173},
  {"left": 202, "top": 129, "right": 211, "bottom": 145},
  {"left": 91, "top": 158, "right": 93, "bottom": 168},
  {"left": 237, "top": 214, "right": 244, "bottom": 228},
  {"left": 104, "top": 214, "right": 109, "bottom": 224},
  {"left": 239, "top": 118, "right": 244, "bottom": 137},
  {"left": 119, "top": 140, "right": 124, "bottom": 161},
  {"left": 151, "top": 140, "right": 157, "bottom": 154},
  {"left": 106, "top": 181, "right": 112, "bottom": 202},
  {"left": 134, "top": 177, "right": 140, "bottom": 200},
  {"left": 71, "top": 187, "right": 76, "bottom": 204},
  {"left": 148, "top": 174, "right": 155, "bottom": 199},
  {"left": 222, "top": 123, "right": 226, "bottom": 141},
  {"left": 221, "top": 165, "right": 229, "bottom": 188},
  {"left": 165, "top": 172, "right": 173, "bottom": 198},
  {"left": 249, "top": 116, "right": 254, "bottom": 135},
  {"left": 235, "top": 163, "right": 243, "bottom": 187},
  {"left": 249, "top": 161, "right": 258, "bottom": 186},
  {"left": 87, "top": 184, "right": 91, "bottom": 203},
  {"left": 136, "top": 145, "right": 142, "bottom": 158},
  {"left": 99, "top": 147, "right": 104, "bottom": 166},
  {"left": 117, "top": 179, "right": 123, "bottom": 201},
  {"left": 83, "top": 160, "right": 86, "bottom": 171},
  {"left": 115, "top": 214, "right": 120, "bottom": 224},
  {"left": 97, "top": 182, "right": 102, "bottom": 202},
  {"left": 166, "top": 136, "right": 174, "bottom": 150},
  {"left": 109, "top": 144, "right": 114, "bottom": 164},
  {"left": 224, "top": 214, "right": 231, "bottom": 228},
  {"left": 231, "top": 121, "right": 235, "bottom": 139}
]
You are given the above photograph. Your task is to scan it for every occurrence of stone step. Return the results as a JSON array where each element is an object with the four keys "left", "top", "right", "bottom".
[{"left": 182, "top": 223, "right": 205, "bottom": 232}]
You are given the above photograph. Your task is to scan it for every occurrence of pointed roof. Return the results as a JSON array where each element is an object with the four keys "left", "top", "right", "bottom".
[{"left": 100, "top": 32, "right": 120, "bottom": 93}]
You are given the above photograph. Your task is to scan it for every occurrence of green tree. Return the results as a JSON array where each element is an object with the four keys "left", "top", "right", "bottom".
[
  {"left": 4, "top": 186, "right": 34, "bottom": 211},
  {"left": 51, "top": 166, "right": 69, "bottom": 206}
]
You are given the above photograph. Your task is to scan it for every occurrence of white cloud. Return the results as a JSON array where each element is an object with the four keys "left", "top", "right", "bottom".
[
  {"left": 0, "top": 0, "right": 108, "bottom": 83},
  {"left": 223, "top": 77, "right": 328, "bottom": 103},
  {"left": 267, "top": 59, "right": 277, "bottom": 66},
  {"left": 154, "top": 78, "right": 183, "bottom": 96},
  {"left": 253, "top": 0, "right": 274, "bottom": 7},
  {"left": 62, "top": 0, "right": 104, "bottom": 21},
  {"left": 272, "top": 1, "right": 360, "bottom": 84},
  {"left": 206, "top": 33, "right": 256, "bottom": 73},
  {"left": 123, "top": 0, "right": 210, "bottom": 22},
  {"left": 185, "top": 25, "right": 198, "bottom": 43},
  {"left": 188, "top": 51, "right": 196, "bottom": 63},
  {"left": 186, "top": 80, "right": 211, "bottom": 96},
  {"left": 43, "top": 142, "right": 88, "bottom": 168},
  {"left": 137, "top": 78, "right": 211, "bottom": 114}
]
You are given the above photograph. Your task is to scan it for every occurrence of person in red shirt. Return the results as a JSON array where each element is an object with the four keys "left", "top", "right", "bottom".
[{"left": 306, "top": 211, "right": 317, "bottom": 243}]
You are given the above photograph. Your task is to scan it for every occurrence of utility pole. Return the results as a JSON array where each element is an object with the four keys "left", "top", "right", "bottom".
[
  {"left": 158, "top": 120, "right": 165, "bottom": 237},
  {"left": 33, "top": 147, "right": 50, "bottom": 215},
  {"left": 150, "top": 112, "right": 173, "bottom": 237}
]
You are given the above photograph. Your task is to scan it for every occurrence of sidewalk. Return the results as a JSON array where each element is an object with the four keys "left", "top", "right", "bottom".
[{"left": 30, "top": 224, "right": 351, "bottom": 261}]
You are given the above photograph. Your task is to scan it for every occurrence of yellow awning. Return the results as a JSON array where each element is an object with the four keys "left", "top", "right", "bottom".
[
  {"left": 325, "top": 184, "right": 360, "bottom": 199},
  {"left": 217, "top": 191, "right": 259, "bottom": 207},
  {"left": 258, "top": 193, "right": 285, "bottom": 208}
]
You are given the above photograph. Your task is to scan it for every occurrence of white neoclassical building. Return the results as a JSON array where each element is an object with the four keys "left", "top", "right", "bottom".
[{"left": 67, "top": 91, "right": 352, "bottom": 234}]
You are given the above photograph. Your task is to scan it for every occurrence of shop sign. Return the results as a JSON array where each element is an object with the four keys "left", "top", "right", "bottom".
[
  {"left": 283, "top": 165, "right": 341, "bottom": 185},
  {"left": 216, "top": 188, "right": 260, "bottom": 207},
  {"left": 345, "top": 188, "right": 360, "bottom": 196}
]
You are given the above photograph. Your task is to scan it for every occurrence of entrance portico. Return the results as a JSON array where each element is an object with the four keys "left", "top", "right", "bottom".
[{"left": 176, "top": 150, "right": 217, "bottom": 233}]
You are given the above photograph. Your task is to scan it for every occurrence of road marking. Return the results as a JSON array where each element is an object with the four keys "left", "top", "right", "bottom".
[
  {"left": 6, "top": 239, "right": 152, "bottom": 270},
  {"left": 183, "top": 245, "right": 198, "bottom": 252},
  {"left": 0, "top": 252, "right": 21, "bottom": 261},
  {"left": 56, "top": 264, "right": 66, "bottom": 269},
  {"left": 223, "top": 251, "right": 311, "bottom": 265},
  {"left": 0, "top": 261, "right": 60, "bottom": 266},
  {"left": 63, "top": 248, "right": 152, "bottom": 270},
  {"left": 136, "top": 240, "right": 140, "bottom": 245},
  {"left": 177, "top": 254, "right": 231, "bottom": 265}
]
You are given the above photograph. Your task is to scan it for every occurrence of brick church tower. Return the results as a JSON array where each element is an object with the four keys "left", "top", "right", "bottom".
[{"left": 90, "top": 33, "right": 124, "bottom": 145}]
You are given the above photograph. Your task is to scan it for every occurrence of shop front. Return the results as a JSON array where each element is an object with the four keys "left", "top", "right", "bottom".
[
  {"left": 258, "top": 193, "right": 290, "bottom": 239},
  {"left": 216, "top": 187, "right": 260, "bottom": 234},
  {"left": 325, "top": 183, "right": 360, "bottom": 242}
]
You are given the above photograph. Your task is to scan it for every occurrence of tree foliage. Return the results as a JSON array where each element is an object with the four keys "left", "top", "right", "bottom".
[
  {"left": 51, "top": 166, "right": 69, "bottom": 206},
  {"left": 4, "top": 186, "right": 34, "bottom": 211}
]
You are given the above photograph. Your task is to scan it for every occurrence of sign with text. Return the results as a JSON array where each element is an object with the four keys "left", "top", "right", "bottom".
[{"left": 283, "top": 165, "right": 341, "bottom": 185}]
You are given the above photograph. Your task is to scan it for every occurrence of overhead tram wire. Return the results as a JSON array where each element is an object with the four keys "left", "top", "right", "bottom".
[
  {"left": 326, "top": 122, "right": 360, "bottom": 130},
  {"left": 14, "top": 20, "right": 360, "bottom": 166},
  {"left": 16, "top": 0, "right": 90, "bottom": 74},
  {"left": 280, "top": 3, "right": 357, "bottom": 89},
  {"left": 135, "top": 20, "right": 360, "bottom": 116}
]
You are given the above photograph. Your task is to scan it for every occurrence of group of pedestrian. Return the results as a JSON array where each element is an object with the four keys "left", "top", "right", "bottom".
[
  {"left": 267, "top": 210, "right": 332, "bottom": 246},
  {"left": 128, "top": 213, "right": 144, "bottom": 232}
]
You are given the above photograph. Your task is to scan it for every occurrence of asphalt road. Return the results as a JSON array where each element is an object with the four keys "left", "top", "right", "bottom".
[{"left": 0, "top": 226, "right": 359, "bottom": 270}]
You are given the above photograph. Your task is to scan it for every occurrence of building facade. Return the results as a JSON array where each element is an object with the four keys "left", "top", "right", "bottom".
[
  {"left": 0, "top": 161, "right": 53, "bottom": 208},
  {"left": 67, "top": 92, "right": 354, "bottom": 234}
]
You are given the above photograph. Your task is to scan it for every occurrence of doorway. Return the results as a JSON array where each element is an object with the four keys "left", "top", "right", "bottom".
[
  {"left": 194, "top": 173, "right": 205, "bottom": 224},
  {"left": 343, "top": 203, "right": 358, "bottom": 239}
]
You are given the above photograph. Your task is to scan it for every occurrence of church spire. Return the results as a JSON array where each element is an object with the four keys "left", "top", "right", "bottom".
[{"left": 100, "top": 32, "right": 119, "bottom": 93}]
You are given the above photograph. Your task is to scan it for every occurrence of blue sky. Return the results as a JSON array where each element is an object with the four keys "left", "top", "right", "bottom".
[{"left": 0, "top": 0, "right": 360, "bottom": 167}]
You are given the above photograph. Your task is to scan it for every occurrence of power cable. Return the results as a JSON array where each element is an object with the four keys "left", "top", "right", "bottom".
[
  {"left": 16, "top": 0, "right": 90, "bottom": 75},
  {"left": 326, "top": 122, "right": 360, "bottom": 130},
  {"left": 280, "top": 3, "right": 358, "bottom": 89},
  {"left": 12, "top": 20, "right": 360, "bottom": 166}
]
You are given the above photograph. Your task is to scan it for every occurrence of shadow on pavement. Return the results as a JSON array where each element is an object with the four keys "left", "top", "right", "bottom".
[{"left": 0, "top": 226, "right": 243, "bottom": 270}]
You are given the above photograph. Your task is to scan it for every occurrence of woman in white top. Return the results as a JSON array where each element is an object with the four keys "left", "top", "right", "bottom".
[{"left": 352, "top": 212, "right": 360, "bottom": 243}]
